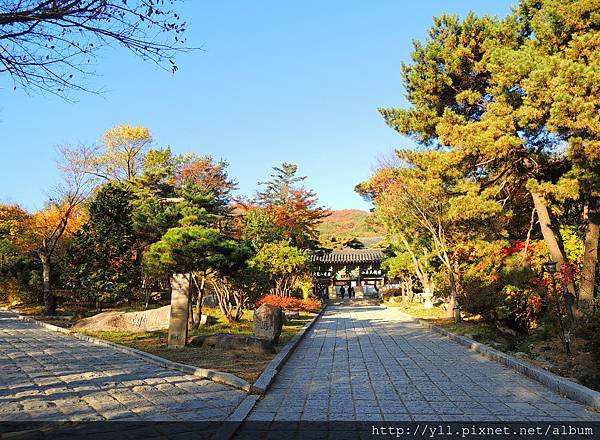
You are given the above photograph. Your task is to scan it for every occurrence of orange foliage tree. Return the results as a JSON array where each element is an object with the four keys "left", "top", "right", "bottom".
[{"left": 33, "top": 146, "right": 94, "bottom": 315}]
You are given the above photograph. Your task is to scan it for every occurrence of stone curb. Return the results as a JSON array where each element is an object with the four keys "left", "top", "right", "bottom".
[
  {"left": 207, "top": 306, "right": 327, "bottom": 440},
  {"left": 71, "top": 332, "right": 252, "bottom": 393},
  {"left": 212, "top": 306, "right": 327, "bottom": 440},
  {"left": 1, "top": 308, "right": 252, "bottom": 393},
  {"left": 387, "top": 306, "right": 600, "bottom": 409},
  {"left": 2, "top": 308, "right": 73, "bottom": 335},
  {"left": 213, "top": 394, "right": 261, "bottom": 440},
  {"left": 251, "top": 305, "right": 327, "bottom": 395}
]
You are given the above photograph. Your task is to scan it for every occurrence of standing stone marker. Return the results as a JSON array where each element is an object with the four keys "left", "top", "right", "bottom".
[
  {"left": 253, "top": 304, "right": 284, "bottom": 344},
  {"left": 168, "top": 273, "right": 190, "bottom": 348}
]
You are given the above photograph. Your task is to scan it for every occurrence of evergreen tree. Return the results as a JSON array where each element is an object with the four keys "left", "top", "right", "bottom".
[
  {"left": 378, "top": 0, "right": 599, "bottom": 311},
  {"left": 66, "top": 183, "right": 139, "bottom": 310}
]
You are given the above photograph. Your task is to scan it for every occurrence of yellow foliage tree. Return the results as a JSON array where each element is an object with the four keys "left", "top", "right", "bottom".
[
  {"left": 0, "top": 205, "right": 35, "bottom": 254},
  {"left": 33, "top": 145, "right": 95, "bottom": 315},
  {"left": 32, "top": 204, "right": 86, "bottom": 242},
  {"left": 33, "top": 200, "right": 87, "bottom": 315},
  {"left": 95, "top": 124, "right": 153, "bottom": 182}
]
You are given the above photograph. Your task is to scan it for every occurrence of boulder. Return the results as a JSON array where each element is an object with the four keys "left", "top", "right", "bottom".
[
  {"left": 200, "top": 315, "right": 217, "bottom": 326},
  {"left": 72, "top": 305, "right": 171, "bottom": 332},
  {"left": 189, "top": 333, "right": 276, "bottom": 354},
  {"left": 253, "top": 304, "right": 284, "bottom": 344},
  {"left": 201, "top": 294, "right": 218, "bottom": 308}
]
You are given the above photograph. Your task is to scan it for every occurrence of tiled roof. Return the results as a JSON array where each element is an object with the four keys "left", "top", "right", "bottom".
[{"left": 312, "top": 248, "right": 385, "bottom": 264}]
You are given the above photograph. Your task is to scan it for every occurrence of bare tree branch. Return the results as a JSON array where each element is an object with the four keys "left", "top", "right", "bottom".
[{"left": 0, "top": 0, "right": 195, "bottom": 96}]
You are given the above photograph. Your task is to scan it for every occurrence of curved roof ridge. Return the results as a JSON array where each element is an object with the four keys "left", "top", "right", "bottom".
[{"left": 312, "top": 248, "right": 385, "bottom": 264}]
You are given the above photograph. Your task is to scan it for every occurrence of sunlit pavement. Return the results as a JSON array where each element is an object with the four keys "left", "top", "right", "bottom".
[
  {"left": 248, "top": 305, "right": 600, "bottom": 422},
  {"left": 0, "top": 311, "right": 245, "bottom": 422}
]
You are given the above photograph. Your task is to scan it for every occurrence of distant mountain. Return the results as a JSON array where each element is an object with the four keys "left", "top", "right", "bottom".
[{"left": 317, "top": 209, "right": 386, "bottom": 249}]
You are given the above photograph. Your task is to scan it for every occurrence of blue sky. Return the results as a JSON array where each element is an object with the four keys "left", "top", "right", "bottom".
[{"left": 0, "top": 0, "right": 515, "bottom": 212}]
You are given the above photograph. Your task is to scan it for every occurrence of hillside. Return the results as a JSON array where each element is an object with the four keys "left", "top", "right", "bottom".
[{"left": 317, "top": 209, "right": 386, "bottom": 249}]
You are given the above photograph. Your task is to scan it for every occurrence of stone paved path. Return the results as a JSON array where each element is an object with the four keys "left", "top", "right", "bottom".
[
  {"left": 248, "top": 306, "right": 600, "bottom": 422},
  {"left": 0, "top": 311, "right": 246, "bottom": 422}
]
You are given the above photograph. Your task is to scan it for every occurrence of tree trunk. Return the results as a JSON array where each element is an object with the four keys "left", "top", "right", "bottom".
[
  {"left": 187, "top": 272, "right": 196, "bottom": 329},
  {"left": 447, "top": 267, "right": 460, "bottom": 322},
  {"left": 39, "top": 253, "right": 56, "bottom": 316},
  {"left": 211, "top": 278, "right": 234, "bottom": 321},
  {"left": 580, "top": 194, "right": 599, "bottom": 309},
  {"left": 191, "top": 276, "right": 205, "bottom": 330},
  {"left": 188, "top": 290, "right": 194, "bottom": 329},
  {"left": 531, "top": 191, "right": 579, "bottom": 316},
  {"left": 531, "top": 192, "right": 568, "bottom": 265}
]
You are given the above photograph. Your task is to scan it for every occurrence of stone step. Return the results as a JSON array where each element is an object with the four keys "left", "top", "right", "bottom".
[{"left": 326, "top": 298, "right": 381, "bottom": 307}]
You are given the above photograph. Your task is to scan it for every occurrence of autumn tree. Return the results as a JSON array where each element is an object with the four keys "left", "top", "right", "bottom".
[
  {"left": 359, "top": 165, "right": 437, "bottom": 300},
  {"left": 174, "top": 155, "right": 237, "bottom": 201},
  {"left": 250, "top": 240, "right": 311, "bottom": 297},
  {"left": 89, "top": 125, "right": 154, "bottom": 182},
  {"left": 358, "top": 150, "right": 504, "bottom": 320},
  {"left": 381, "top": 253, "right": 418, "bottom": 303},
  {"left": 0, "top": 0, "right": 191, "bottom": 95},
  {"left": 241, "top": 162, "right": 329, "bottom": 249},
  {"left": 0, "top": 205, "right": 34, "bottom": 261},
  {"left": 0, "top": 205, "right": 37, "bottom": 302},
  {"left": 237, "top": 163, "right": 328, "bottom": 298},
  {"left": 33, "top": 146, "right": 93, "bottom": 315},
  {"left": 379, "top": 1, "right": 599, "bottom": 312}
]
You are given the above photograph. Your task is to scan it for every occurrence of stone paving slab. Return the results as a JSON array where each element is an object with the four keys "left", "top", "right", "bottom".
[
  {"left": 0, "top": 311, "right": 246, "bottom": 421},
  {"left": 247, "top": 306, "right": 600, "bottom": 422}
]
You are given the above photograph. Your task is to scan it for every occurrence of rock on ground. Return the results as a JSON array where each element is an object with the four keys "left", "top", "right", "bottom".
[
  {"left": 189, "top": 333, "right": 276, "bottom": 354},
  {"left": 72, "top": 306, "right": 171, "bottom": 332},
  {"left": 253, "top": 304, "right": 283, "bottom": 344}
]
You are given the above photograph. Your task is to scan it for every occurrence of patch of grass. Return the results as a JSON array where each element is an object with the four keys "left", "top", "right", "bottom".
[
  {"left": 80, "top": 307, "right": 315, "bottom": 383},
  {"left": 385, "top": 301, "right": 452, "bottom": 323},
  {"left": 387, "top": 301, "right": 520, "bottom": 349}
]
